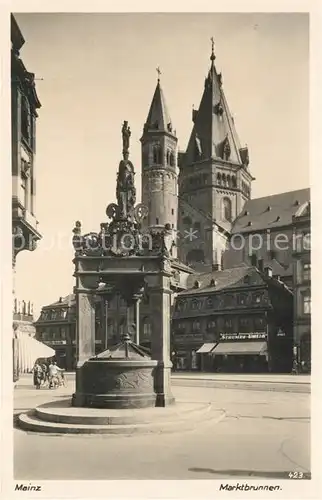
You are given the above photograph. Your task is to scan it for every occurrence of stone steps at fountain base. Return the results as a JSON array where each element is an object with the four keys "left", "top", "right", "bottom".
[{"left": 18, "top": 402, "right": 225, "bottom": 435}]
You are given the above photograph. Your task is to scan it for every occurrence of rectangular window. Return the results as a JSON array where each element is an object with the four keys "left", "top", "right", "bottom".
[
  {"left": 207, "top": 319, "right": 216, "bottom": 331},
  {"left": 156, "top": 218, "right": 159, "bottom": 224},
  {"left": 192, "top": 321, "right": 200, "bottom": 332},
  {"left": 224, "top": 318, "right": 233, "bottom": 332},
  {"left": 239, "top": 317, "right": 251, "bottom": 333},
  {"left": 254, "top": 316, "right": 265, "bottom": 331},
  {"left": 303, "top": 294, "right": 311, "bottom": 315}
]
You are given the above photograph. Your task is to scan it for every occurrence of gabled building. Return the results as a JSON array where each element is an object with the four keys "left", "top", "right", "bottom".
[{"left": 172, "top": 265, "right": 293, "bottom": 373}]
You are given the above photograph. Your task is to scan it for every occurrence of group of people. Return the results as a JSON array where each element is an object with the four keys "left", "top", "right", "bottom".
[{"left": 33, "top": 359, "right": 66, "bottom": 389}]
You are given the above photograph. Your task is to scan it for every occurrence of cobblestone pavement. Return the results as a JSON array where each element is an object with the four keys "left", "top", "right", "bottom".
[{"left": 13, "top": 376, "right": 310, "bottom": 480}]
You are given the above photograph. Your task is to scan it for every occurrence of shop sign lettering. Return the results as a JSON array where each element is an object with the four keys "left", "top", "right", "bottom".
[{"left": 219, "top": 332, "right": 266, "bottom": 341}]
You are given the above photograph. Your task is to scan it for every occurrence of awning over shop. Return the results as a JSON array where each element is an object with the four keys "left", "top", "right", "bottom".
[
  {"left": 16, "top": 332, "right": 56, "bottom": 373},
  {"left": 196, "top": 343, "right": 217, "bottom": 354},
  {"left": 213, "top": 341, "right": 267, "bottom": 356}
]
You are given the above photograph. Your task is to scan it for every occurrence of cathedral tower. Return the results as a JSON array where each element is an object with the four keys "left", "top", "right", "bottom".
[
  {"left": 178, "top": 40, "right": 254, "bottom": 271},
  {"left": 140, "top": 71, "right": 178, "bottom": 253}
]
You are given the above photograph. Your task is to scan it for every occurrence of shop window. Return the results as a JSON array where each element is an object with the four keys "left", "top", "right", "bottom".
[
  {"left": 303, "top": 263, "right": 311, "bottom": 281},
  {"left": 303, "top": 293, "right": 311, "bottom": 315}
]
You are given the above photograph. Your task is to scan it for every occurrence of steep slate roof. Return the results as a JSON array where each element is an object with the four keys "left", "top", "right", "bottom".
[
  {"left": 143, "top": 79, "right": 173, "bottom": 132},
  {"left": 232, "top": 188, "right": 310, "bottom": 234},
  {"left": 180, "top": 265, "right": 254, "bottom": 296},
  {"left": 178, "top": 264, "right": 291, "bottom": 297},
  {"left": 184, "top": 47, "right": 245, "bottom": 166}
]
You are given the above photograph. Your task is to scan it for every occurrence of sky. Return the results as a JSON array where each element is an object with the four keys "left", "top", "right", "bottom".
[{"left": 13, "top": 12, "right": 309, "bottom": 318}]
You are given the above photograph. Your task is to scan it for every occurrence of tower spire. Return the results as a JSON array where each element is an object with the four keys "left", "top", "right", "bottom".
[
  {"left": 156, "top": 66, "right": 161, "bottom": 83},
  {"left": 210, "top": 37, "right": 216, "bottom": 64}
]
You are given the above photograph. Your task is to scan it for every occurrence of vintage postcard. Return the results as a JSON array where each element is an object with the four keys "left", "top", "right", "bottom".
[{"left": 1, "top": 1, "right": 321, "bottom": 499}]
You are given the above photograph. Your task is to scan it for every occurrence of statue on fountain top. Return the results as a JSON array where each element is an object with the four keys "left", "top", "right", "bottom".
[{"left": 116, "top": 121, "right": 136, "bottom": 219}]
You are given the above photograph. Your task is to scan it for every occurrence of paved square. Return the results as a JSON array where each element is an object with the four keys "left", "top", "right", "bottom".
[{"left": 14, "top": 375, "right": 310, "bottom": 480}]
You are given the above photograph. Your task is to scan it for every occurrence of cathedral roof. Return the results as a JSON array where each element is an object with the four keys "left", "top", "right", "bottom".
[
  {"left": 143, "top": 78, "right": 174, "bottom": 134},
  {"left": 232, "top": 188, "right": 310, "bottom": 234},
  {"left": 184, "top": 43, "right": 246, "bottom": 166}
]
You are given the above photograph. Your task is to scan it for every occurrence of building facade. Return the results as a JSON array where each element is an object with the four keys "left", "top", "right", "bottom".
[
  {"left": 172, "top": 265, "right": 293, "bottom": 373},
  {"left": 292, "top": 202, "right": 311, "bottom": 371},
  {"left": 12, "top": 14, "right": 42, "bottom": 271},
  {"left": 11, "top": 15, "right": 42, "bottom": 380}
]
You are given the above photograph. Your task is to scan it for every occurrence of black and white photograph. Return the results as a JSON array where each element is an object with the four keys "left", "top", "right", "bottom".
[{"left": 1, "top": 4, "right": 320, "bottom": 499}]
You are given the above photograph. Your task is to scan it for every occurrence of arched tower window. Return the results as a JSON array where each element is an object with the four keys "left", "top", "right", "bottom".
[
  {"left": 222, "top": 197, "right": 232, "bottom": 221},
  {"left": 170, "top": 151, "right": 175, "bottom": 167},
  {"left": 232, "top": 176, "right": 237, "bottom": 188},
  {"left": 166, "top": 149, "right": 170, "bottom": 165},
  {"left": 222, "top": 174, "right": 226, "bottom": 186},
  {"left": 227, "top": 175, "right": 231, "bottom": 187},
  {"left": 217, "top": 173, "right": 221, "bottom": 185},
  {"left": 153, "top": 145, "right": 162, "bottom": 164}
]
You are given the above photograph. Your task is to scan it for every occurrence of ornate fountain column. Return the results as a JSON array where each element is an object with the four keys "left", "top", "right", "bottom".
[
  {"left": 76, "top": 291, "right": 96, "bottom": 367},
  {"left": 148, "top": 258, "right": 174, "bottom": 407}
]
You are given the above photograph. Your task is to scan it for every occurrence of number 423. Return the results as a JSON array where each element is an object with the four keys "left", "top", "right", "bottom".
[{"left": 289, "top": 472, "right": 304, "bottom": 479}]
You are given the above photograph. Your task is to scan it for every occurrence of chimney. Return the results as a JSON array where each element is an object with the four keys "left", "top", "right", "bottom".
[
  {"left": 250, "top": 254, "right": 257, "bottom": 267},
  {"left": 258, "top": 259, "right": 264, "bottom": 272},
  {"left": 264, "top": 266, "right": 273, "bottom": 278}
]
